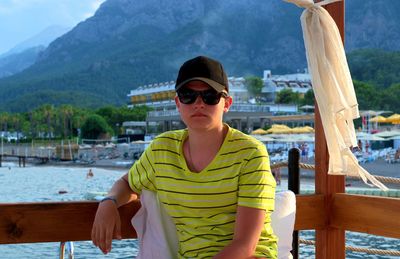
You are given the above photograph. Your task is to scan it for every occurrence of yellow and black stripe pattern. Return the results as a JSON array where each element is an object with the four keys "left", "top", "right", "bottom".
[{"left": 128, "top": 126, "right": 277, "bottom": 258}]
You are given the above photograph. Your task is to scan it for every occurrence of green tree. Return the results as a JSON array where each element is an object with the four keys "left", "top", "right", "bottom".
[
  {"left": 382, "top": 83, "right": 400, "bottom": 113},
  {"left": 275, "top": 89, "right": 301, "bottom": 104},
  {"left": 72, "top": 108, "right": 91, "bottom": 138},
  {"left": 37, "top": 104, "right": 55, "bottom": 139},
  {"left": 0, "top": 112, "right": 10, "bottom": 132},
  {"left": 348, "top": 49, "right": 400, "bottom": 88},
  {"left": 245, "top": 76, "right": 264, "bottom": 99},
  {"left": 300, "top": 89, "right": 314, "bottom": 106},
  {"left": 81, "top": 114, "right": 113, "bottom": 140},
  {"left": 96, "top": 105, "right": 152, "bottom": 135},
  {"left": 353, "top": 80, "right": 381, "bottom": 110},
  {"left": 96, "top": 106, "right": 124, "bottom": 135},
  {"left": 58, "top": 105, "right": 74, "bottom": 139}
]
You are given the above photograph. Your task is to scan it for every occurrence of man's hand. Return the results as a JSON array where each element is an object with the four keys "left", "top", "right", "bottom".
[{"left": 91, "top": 200, "right": 122, "bottom": 254}]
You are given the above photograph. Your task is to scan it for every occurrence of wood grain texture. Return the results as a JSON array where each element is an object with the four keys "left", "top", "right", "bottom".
[
  {"left": 0, "top": 201, "right": 140, "bottom": 244},
  {"left": 331, "top": 194, "right": 400, "bottom": 239},
  {"left": 314, "top": 0, "right": 346, "bottom": 258},
  {"left": 294, "top": 194, "right": 326, "bottom": 230}
]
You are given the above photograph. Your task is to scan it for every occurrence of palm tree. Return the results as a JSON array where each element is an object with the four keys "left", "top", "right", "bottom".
[
  {"left": 41, "top": 104, "right": 55, "bottom": 139},
  {"left": 59, "top": 105, "right": 74, "bottom": 139},
  {"left": 0, "top": 112, "right": 9, "bottom": 133}
]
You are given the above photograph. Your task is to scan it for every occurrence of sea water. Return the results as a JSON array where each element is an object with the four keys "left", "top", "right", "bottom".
[
  {"left": 0, "top": 163, "right": 399, "bottom": 258},
  {"left": 0, "top": 163, "right": 138, "bottom": 259}
]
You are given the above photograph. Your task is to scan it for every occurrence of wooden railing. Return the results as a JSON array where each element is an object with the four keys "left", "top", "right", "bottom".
[{"left": 1, "top": 194, "right": 399, "bottom": 245}]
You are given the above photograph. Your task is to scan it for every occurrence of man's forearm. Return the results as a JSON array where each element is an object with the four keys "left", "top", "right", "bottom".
[{"left": 106, "top": 174, "right": 138, "bottom": 207}]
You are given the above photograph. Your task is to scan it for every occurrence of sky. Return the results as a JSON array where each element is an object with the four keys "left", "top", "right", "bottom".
[{"left": 0, "top": 0, "right": 105, "bottom": 54}]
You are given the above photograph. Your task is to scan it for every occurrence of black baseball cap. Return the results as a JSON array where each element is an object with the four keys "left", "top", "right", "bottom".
[{"left": 175, "top": 56, "right": 229, "bottom": 93}]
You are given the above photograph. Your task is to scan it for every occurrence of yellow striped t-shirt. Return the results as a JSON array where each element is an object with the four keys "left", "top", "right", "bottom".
[{"left": 128, "top": 126, "right": 277, "bottom": 258}]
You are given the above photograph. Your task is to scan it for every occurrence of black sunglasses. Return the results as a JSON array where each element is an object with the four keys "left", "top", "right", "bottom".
[{"left": 177, "top": 88, "right": 228, "bottom": 105}]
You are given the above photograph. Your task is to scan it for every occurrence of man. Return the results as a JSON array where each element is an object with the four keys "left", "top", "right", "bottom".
[{"left": 91, "top": 56, "right": 277, "bottom": 258}]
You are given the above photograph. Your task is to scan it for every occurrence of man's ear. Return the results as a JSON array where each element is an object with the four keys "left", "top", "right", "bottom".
[
  {"left": 223, "top": 96, "right": 233, "bottom": 112},
  {"left": 175, "top": 95, "right": 181, "bottom": 110}
]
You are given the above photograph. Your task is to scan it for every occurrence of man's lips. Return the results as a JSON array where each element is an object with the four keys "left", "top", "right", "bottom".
[{"left": 191, "top": 112, "right": 207, "bottom": 117}]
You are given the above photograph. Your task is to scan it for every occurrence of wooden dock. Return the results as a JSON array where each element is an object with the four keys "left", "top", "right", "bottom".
[{"left": 0, "top": 154, "right": 49, "bottom": 167}]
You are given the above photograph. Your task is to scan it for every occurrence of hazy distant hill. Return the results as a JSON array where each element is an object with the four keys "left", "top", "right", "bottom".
[
  {"left": 0, "top": 25, "right": 70, "bottom": 58},
  {"left": 0, "top": 46, "right": 44, "bottom": 78},
  {"left": 0, "top": 0, "right": 399, "bottom": 112},
  {"left": 0, "top": 26, "right": 70, "bottom": 79}
]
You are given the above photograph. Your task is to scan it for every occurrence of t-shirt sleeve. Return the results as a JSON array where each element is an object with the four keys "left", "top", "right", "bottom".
[
  {"left": 238, "top": 143, "right": 276, "bottom": 212},
  {"left": 128, "top": 143, "right": 157, "bottom": 194}
]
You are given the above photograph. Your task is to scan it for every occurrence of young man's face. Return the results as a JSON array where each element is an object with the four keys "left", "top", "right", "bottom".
[{"left": 175, "top": 81, "right": 232, "bottom": 131}]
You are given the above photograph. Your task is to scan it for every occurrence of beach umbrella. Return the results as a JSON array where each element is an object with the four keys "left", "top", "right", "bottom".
[
  {"left": 251, "top": 128, "right": 268, "bottom": 135},
  {"left": 369, "top": 115, "right": 387, "bottom": 123},
  {"left": 79, "top": 144, "right": 92, "bottom": 149},
  {"left": 105, "top": 143, "right": 116, "bottom": 149},
  {"left": 252, "top": 135, "right": 276, "bottom": 142},
  {"left": 386, "top": 114, "right": 400, "bottom": 123},
  {"left": 299, "top": 105, "right": 315, "bottom": 112},
  {"left": 388, "top": 135, "right": 400, "bottom": 140},
  {"left": 288, "top": 134, "right": 315, "bottom": 142},
  {"left": 132, "top": 140, "right": 144, "bottom": 144},
  {"left": 291, "top": 126, "right": 315, "bottom": 134},
  {"left": 374, "top": 130, "right": 400, "bottom": 138},
  {"left": 358, "top": 134, "right": 386, "bottom": 141},
  {"left": 266, "top": 124, "right": 292, "bottom": 134},
  {"left": 356, "top": 132, "right": 370, "bottom": 138}
]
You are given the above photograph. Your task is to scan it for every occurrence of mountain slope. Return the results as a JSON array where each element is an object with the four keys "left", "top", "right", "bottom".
[
  {"left": 0, "top": 25, "right": 70, "bottom": 58},
  {"left": 0, "top": 0, "right": 399, "bottom": 112},
  {"left": 0, "top": 46, "right": 44, "bottom": 78}
]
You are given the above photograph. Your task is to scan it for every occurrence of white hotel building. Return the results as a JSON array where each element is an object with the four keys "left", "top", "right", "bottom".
[{"left": 127, "top": 70, "right": 313, "bottom": 133}]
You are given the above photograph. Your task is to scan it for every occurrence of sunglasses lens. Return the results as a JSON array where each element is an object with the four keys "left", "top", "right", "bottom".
[
  {"left": 177, "top": 89, "right": 226, "bottom": 105},
  {"left": 202, "top": 91, "right": 221, "bottom": 105},
  {"left": 178, "top": 90, "right": 197, "bottom": 104}
]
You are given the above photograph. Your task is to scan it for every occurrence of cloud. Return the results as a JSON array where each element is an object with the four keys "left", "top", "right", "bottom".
[{"left": 82, "top": 0, "right": 106, "bottom": 20}]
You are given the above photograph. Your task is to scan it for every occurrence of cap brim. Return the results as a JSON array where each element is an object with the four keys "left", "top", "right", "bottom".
[{"left": 175, "top": 77, "right": 227, "bottom": 93}]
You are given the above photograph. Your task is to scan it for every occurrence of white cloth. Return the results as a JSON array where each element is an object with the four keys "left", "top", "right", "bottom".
[
  {"left": 271, "top": 191, "right": 296, "bottom": 259},
  {"left": 132, "top": 190, "right": 296, "bottom": 259},
  {"left": 284, "top": 0, "right": 387, "bottom": 190},
  {"left": 131, "top": 189, "right": 179, "bottom": 259}
]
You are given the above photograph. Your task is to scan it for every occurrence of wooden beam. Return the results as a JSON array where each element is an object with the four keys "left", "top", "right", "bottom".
[
  {"left": 314, "top": 1, "right": 346, "bottom": 258},
  {"left": 0, "top": 201, "right": 140, "bottom": 244},
  {"left": 0, "top": 195, "right": 327, "bottom": 245},
  {"left": 294, "top": 194, "right": 326, "bottom": 230},
  {"left": 331, "top": 194, "right": 400, "bottom": 239}
]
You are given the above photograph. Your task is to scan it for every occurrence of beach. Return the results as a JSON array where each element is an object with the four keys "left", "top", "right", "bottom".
[
  {"left": 1, "top": 142, "right": 399, "bottom": 190},
  {"left": 276, "top": 156, "right": 399, "bottom": 190}
]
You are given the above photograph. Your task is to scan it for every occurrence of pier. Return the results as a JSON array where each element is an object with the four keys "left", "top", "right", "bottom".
[{"left": 0, "top": 154, "right": 49, "bottom": 167}]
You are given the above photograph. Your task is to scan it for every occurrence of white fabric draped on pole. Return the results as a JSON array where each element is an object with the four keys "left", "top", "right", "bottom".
[{"left": 284, "top": 0, "right": 387, "bottom": 190}]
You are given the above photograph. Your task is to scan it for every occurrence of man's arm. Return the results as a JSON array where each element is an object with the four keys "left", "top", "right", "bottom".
[
  {"left": 91, "top": 173, "right": 138, "bottom": 254},
  {"left": 213, "top": 206, "right": 266, "bottom": 259}
]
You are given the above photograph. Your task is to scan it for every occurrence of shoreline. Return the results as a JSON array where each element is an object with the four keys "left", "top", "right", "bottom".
[
  {"left": 39, "top": 159, "right": 133, "bottom": 171},
  {"left": 2, "top": 156, "right": 398, "bottom": 188}
]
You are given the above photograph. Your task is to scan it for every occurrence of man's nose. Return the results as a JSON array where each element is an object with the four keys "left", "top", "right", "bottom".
[{"left": 193, "top": 94, "right": 205, "bottom": 106}]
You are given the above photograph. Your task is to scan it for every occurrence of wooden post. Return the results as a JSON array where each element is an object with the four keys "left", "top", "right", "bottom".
[
  {"left": 288, "top": 148, "right": 300, "bottom": 258},
  {"left": 314, "top": 1, "right": 346, "bottom": 259}
]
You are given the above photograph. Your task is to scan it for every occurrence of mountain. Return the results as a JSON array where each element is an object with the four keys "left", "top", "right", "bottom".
[
  {"left": 0, "top": 26, "right": 70, "bottom": 79},
  {"left": 345, "top": 0, "right": 400, "bottom": 51},
  {"left": 0, "top": 25, "right": 70, "bottom": 58},
  {"left": 0, "top": 0, "right": 399, "bottom": 112},
  {"left": 0, "top": 46, "right": 44, "bottom": 78}
]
